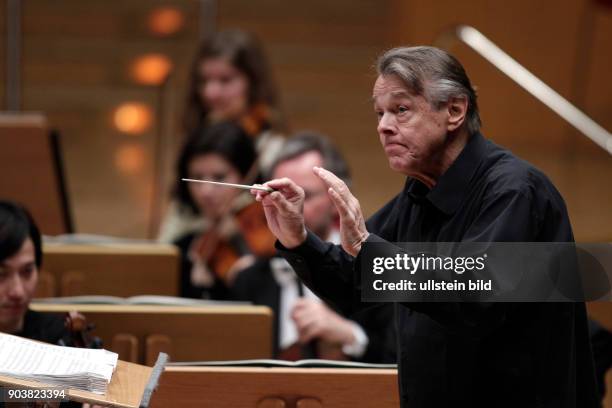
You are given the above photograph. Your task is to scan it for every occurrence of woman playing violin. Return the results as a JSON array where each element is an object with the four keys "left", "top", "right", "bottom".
[
  {"left": 158, "top": 29, "right": 285, "bottom": 243},
  {"left": 173, "top": 121, "right": 276, "bottom": 300}
]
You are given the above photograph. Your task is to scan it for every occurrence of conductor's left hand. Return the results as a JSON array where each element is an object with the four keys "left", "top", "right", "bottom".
[{"left": 313, "top": 166, "right": 369, "bottom": 257}]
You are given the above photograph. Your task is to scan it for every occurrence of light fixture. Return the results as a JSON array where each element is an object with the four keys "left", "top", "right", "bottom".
[
  {"left": 113, "top": 102, "right": 153, "bottom": 135},
  {"left": 130, "top": 53, "right": 173, "bottom": 86},
  {"left": 147, "top": 7, "right": 185, "bottom": 36}
]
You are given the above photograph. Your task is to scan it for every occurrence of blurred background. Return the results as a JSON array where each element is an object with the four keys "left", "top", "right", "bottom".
[{"left": 0, "top": 0, "right": 610, "bottom": 241}]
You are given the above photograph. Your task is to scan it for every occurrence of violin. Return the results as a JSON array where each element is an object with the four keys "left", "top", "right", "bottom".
[
  {"left": 192, "top": 198, "right": 277, "bottom": 284},
  {"left": 190, "top": 120, "right": 278, "bottom": 286},
  {"left": 60, "top": 311, "right": 102, "bottom": 349}
]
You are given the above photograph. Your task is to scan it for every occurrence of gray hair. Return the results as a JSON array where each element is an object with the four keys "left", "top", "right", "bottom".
[
  {"left": 376, "top": 46, "right": 481, "bottom": 135},
  {"left": 269, "top": 131, "right": 352, "bottom": 187}
]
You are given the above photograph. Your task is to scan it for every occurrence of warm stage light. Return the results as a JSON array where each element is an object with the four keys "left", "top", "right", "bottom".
[
  {"left": 130, "top": 54, "right": 173, "bottom": 85},
  {"left": 115, "top": 143, "right": 146, "bottom": 175},
  {"left": 148, "top": 7, "right": 185, "bottom": 36},
  {"left": 113, "top": 102, "right": 152, "bottom": 135}
]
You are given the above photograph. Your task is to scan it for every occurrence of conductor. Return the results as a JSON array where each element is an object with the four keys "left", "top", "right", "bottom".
[{"left": 252, "top": 46, "right": 598, "bottom": 407}]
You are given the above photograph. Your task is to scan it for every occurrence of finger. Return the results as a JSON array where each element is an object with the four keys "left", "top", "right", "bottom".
[
  {"left": 265, "top": 177, "right": 301, "bottom": 194},
  {"left": 250, "top": 188, "right": 266, "bottom": 202},
  {"left": 313, "top": 166, "right": 343, "bottom": 188},
  {"left": 328, "top": 186, "right": 354, "bottom": 222},
  {"left": 251, "top": 184, "right": 271, "bottom": 198},
  {"left": 313, "top": 167, "right": 349, "bottom": 199},
  {"left": 291, "top": 305, "right": 313, "bottom": 322},
  {"left": 291, "top": 301, "right": 306, "bottom": 315},
  {"left": 299, "top": 322, "right": 320, "bottom": 343},
  {"left": 292, "top": 308, "right": 317, "bottom": 325},
  {"left": 294, "top": 313, "right": 314, "bottom": 332},
  {"left": 262, "top": 191, "right": 294, "bottom": 214},
  {"left": 293, "top": 312, "right": 313, "bottom": 331},
  {"left": 292, "top": 298, "right": 313, "bottom": 310}
]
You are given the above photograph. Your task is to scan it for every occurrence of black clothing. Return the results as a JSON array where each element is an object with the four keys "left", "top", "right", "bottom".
[
  {"left": 232, "top": 257, "right": 396, "bottom": 363},
  {"left": 589, "top": 319, "right": 612, "bottom": 401},
  {"left": 15, "top": 310, "right": 68, "bottom": 344},
  {"left": 277, "top": 133, "right": 598, "bottom": 408}
]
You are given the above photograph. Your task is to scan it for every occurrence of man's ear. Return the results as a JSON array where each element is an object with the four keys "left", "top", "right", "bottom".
[{"left": 446, "top": 96, "right": 468, "bottom": 132}]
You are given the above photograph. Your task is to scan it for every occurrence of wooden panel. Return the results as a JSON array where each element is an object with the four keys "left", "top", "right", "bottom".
[
  {"left": 41, "top": 243, "right": 179, "bottom": 297},
  {"left": 0, "top": 113, "right": 70, "bottom": 235},
  {"left": 258, "top": 398, "right": 287, "bottom": 408},
  {"left": 0, "top": 0, "right": 5, "bottom": 110},
  {"left": 151, "top": 367, "right": 399, "bottom": 408},
  {"left": 112, "top": 333, "right": 139, "bottom": 363},
  {"left": 35, "top": 271, "right": 57, "bottom": 298},
  {"left": 30, "top": 304, "right": 273, "bottom": 364},
  {"left": 22, "top": 0, "right": 200, "bottom": 40},
  {"left": 146, "top": 334, "right": 172, "bottom": 366}
]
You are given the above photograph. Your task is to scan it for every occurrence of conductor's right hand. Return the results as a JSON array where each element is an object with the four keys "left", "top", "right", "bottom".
[{"left": 251, "top": 178, "right": 307, "bottom": 249}]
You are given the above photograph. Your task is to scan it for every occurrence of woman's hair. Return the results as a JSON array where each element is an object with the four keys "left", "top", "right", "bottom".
[
  {"left": 0, "top": 201, "right": 42, "bottom": 268},
  {"left": 183, "top": 29, "right": 282, "bottom": 135},
  {"left": 175, "top": 121, "right": 258, "bottom": 213}
]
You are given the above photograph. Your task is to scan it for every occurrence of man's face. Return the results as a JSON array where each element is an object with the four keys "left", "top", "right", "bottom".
[
  {"left": 273, "top": 151, "right": 335, "bottom": 239},
  {"left": 0, "top": 238, "right": 38, "bottom": 333},
  {"left": 373, "top": 74, "right": 449, "bottom": 177}
]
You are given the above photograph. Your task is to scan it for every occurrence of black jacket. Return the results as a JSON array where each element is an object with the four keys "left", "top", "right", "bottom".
[{"left": 276, "top": 133, "right": 599, "bottom": 408}]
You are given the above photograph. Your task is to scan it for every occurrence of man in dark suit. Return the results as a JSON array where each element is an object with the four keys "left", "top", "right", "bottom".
[{"left": 234, "top": 132, "right": 395, "bottom": 362}]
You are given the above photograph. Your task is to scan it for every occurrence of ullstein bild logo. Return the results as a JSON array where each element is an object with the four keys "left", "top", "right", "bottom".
[{"left": 371, "top": 253, "right": 488, "bottom": 275}]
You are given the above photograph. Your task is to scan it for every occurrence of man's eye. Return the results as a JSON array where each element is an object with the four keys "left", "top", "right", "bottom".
[
  {"left": 375, "top": 111, "right": 383, "bottom": 119},
  {"left": 398, "top": 106, "right": 409, "bottom": 113},
  {"left": 20, "top": 265, "right": 35, "bottom": 278}
]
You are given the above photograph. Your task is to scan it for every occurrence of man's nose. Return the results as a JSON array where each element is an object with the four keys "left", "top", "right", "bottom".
[
  {"left": 7, "top": 275, "right": 26, "bottom": 300},
  {"left": 377, "top": 112, "right": 396, "bottom": 136}
]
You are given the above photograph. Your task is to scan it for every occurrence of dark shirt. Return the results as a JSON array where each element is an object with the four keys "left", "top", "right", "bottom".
[
  {"left": 589, "top": 319, "right": 612, "bottom": 401},
  {"left": 276, "top": 133, "right": 599, "bottom": 408},
  {"left": 15, "top": 310, "right": 68, "bottom": 344}
]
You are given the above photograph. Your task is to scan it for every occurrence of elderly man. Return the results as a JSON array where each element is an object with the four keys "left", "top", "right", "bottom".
[
  {"left": 253, "top": 47, "right": 598, "bottom": 407},
  {"left": 235, "top": 132, "right": 395, "bottom": 362}
]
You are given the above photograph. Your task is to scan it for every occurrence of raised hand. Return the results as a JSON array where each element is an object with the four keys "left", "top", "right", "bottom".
[
  {"left": 313, "top": 167, "right": 369, "bottom": 256},
  {"left": 251, "top": 178, "right": 307, "bottom": 249}
]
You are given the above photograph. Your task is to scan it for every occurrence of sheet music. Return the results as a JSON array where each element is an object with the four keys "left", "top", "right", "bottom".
[{"left": 0, "top": 332, "right": 118, "bottom": 394}]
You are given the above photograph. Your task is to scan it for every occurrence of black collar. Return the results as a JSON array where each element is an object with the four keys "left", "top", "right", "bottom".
[{"left": 406, "top": 132, "right": 489, "bottom": 215}]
